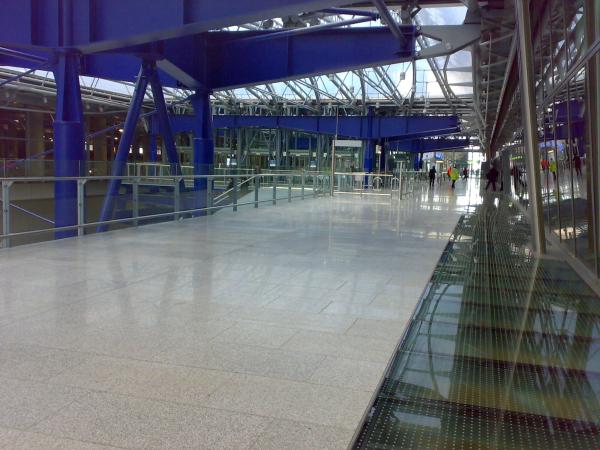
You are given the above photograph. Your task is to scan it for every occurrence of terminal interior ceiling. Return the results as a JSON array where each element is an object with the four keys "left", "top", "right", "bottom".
[{"left": 1, "top": 0, "right": 600, "bottom": 449}]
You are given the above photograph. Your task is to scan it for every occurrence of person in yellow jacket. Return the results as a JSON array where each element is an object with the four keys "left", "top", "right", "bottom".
[
  {"left": 450, "top": 166, "right": 460, "bottom": 189},
  {"left": 549, "top": 158, "right": 558, "bottom": 181}
]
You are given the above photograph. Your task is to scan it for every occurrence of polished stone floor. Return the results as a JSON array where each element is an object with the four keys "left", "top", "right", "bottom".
[{"left": 0, "top": 179, "right": 474, "bottom": 449}]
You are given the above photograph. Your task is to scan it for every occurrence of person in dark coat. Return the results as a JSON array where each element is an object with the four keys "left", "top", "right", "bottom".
[
  {"left": 428, "top": 166, "right": 436, "bottom": 188},
  {"left": 485, "top": 165, "right": 499, "bottom": 191}
]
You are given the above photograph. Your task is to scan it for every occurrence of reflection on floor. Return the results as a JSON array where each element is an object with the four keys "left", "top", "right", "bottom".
[
  {"left": 0, "top": 180, "right": 473, "bottom": 449},
  {"left": 354, "top": 195, "right": 600, "bottom": 449}
]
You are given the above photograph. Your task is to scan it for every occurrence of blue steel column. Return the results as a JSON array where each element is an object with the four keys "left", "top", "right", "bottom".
[
  {"left": 149, "top": 135, "right": 158, "bottom": 162},
  {"left": 53, "top": 51, "right": 85, "bottom": 239},
  {"left": 412, "top": 153, "right": 420, "bottom": 171},
  {"left": 97, "top": 63, "right": 150, "bottom": 231},
  {"left": 148, "top": 69, "right": 183, "bottom": 180},
  {"left": 190, "top": 90, "right": 214, "bottom": 210},
  {"left": 364, "top": 107, "right": 375, "bottom": 173}
]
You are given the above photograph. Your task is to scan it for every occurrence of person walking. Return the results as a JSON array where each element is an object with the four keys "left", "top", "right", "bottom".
[
  {"left": 450, "top": 166, "right": 459, "bottom": 189},
  {"left": 549, "top": 158, "right": 557, "bottom": 181},
  {"left": 573, "top": 154, "right": 582, "bottom": 177},
  {"left": 462, "top": 167, "right": 468, "bottom": 180},
  {"left": 428, "top": 166, "right": 436, "bottom": 188},
  {"left": 485, "top": 165, "right": 499, "bottom": 191}
]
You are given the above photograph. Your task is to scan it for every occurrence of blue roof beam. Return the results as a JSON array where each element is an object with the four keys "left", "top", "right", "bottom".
[
  {"left": 166, "top": 114, "right": 460, "bottom": 140},
  {"left": 206, "top": 27, "right": 416, "bottom": 89},
  {"left": 386, "top": 137, "right": 470, "bottom": 153},
  {"left": 0, "top": 0, "right": 353, "bottom": 53}
]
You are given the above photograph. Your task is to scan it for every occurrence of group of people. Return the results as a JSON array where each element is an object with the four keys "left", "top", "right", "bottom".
[
  {"left": 427, "top": 166, "right": 469, "bottom": 189},
  {"left": 540, "top": 154, "right": 582, "bottom": 179}
]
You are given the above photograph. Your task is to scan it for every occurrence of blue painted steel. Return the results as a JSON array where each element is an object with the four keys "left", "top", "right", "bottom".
[
  {"left": 97, "top": 63, "right": 150, "bottom": 232},
  {"left": 148, "top": 68, "right": 183, "bottom": 179},
  {"left": 386, "top": 137, "right": 470, "bottom": 153},
  {"left": 53, "top": 52, "right": 85, "bottom": 239},
  {"left": 0, "top": 46, "right": 46, "bottom": 63},
  {"left": 379, "top": 143, "right": 386, "bottom": 171},
  {"left": 1, "top": 29, "right": 415, "bottom": 91},
  {"left": 0, "top": 0, "right": 352, "bottom": 53},
  {"left": 232, "top": 17, "right": 377, "bottom": 44},
  {"left": 149, "top": 134, "right": 158, "bottom": 162},
  {"left": 190, "top": 90, "right": 214, "bottom": 209},
  {"left": 207, "top": 28, "right": 415, "bottom": 89},
  {"left": 412, "top": 153, "right": 420, "bottom": 170},
  {"left": 319, "top": 8, "right": 380, "bottom": 18},
  {"left": 554, "top": 100, "right": 584, "bottom": 123},
  {"left": 169, "top": 114, "right": 460, "bottom": 141},
  {"left": 364, "top": 107, "right": 375, "bottom": 172},
  {"left": 364, "top": 140, "right": 375, "bottom": 172}
]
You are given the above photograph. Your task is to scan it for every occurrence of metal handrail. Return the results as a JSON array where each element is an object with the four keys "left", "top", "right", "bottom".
[
  {"left": 213, "top": 175, "right": 256, "bottom": 205},
  {"left": 0, "top": 173, "right": 264, "bottom": 183},
  {"left": 0, "top": 170, "right": 329, "bottom": 248},
  {"left": 0, "top": 200, "right": 55, "bottom": 224}
]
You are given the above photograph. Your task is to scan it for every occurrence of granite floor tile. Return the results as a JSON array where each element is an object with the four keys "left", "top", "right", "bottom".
[
  {"left": 265, "top": 295, "right": 332, "bottom": 313},
  {"left": 345, "top": 318, "right": 408, "bottom": 341},
  {"left": 0, "top": 185, "right": 467, "bottom": 449},
  {"left": 309, "top": 356, "right": 387, "bottom": 392},
  {"left": 249, "top": 419, "right": 351, "bottom": 450},
  {"left": 48, "top": 356, "right": 232, "bottom": 405},
  {"left": 211, "top": 322, "right": 298, "bottom": 349},
  {"left": 0, "top": 428, "right": 116, "bottom": 450},
  {"left": 282, "top": 330, "right": 397, "bottom": 363},
  {"left": 0, "top": 344, "right": 89, "bottom": 382},
  {"left": 321, "top": 302, "right": 414, "bottom": 321},
  {"left": 0, "top": 377, "right": 84, "bottom": 430},
  {"left": 204, "top": 373, "right": 373, "bottom": 430},
  {"left": 32, "top": 391, "right": 271, "bottom": 449}
]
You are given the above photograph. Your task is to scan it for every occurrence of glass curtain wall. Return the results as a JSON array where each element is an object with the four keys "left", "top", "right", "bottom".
[{"left": 508, "top": 0, "right": 599, "bottom": 276}]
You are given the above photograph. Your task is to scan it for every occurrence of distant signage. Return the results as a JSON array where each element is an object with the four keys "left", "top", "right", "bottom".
[{"left": 334, "top": 139, "right": 362, "bottom": 148}]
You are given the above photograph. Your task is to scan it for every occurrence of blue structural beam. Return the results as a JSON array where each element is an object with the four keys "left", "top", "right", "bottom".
[
  {"left": 386, "top": 137, "right": 470, "bottom": 153},
  {"left": 206, "top": 28, "right": 415, "bottom": 89},
  {"left": 97, "top": 63, "right": 150, "bottom": 232},
  {"left": 0, "top": 28, "right": 415, "bottom": 90},
  {"left": 190, "top": 90, "right": 214, "bottom": 210},
  {"left": 364, "top": 107, "right": 375, "bottom": 173},
  {"left": 0, "top": 0, "right": 352, "bottom": 53},
  {"left": 53, "top": 52, "right": 85, "bottom": 239},
  {"left": 167, "top": 114, "right": 460, "bottom": 141}
]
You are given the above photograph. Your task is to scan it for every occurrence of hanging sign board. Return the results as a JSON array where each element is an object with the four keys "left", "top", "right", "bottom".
[{"left": 334, "top": 139, "right": 362, "bottom": 148}]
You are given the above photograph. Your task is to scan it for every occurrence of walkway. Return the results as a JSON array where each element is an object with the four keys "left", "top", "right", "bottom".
[
  {"left": 0, "top": 179, "right": 474, "bottom": 449},
  {"left": 354, "top": 195, "right": 600, "bottom": 449}
]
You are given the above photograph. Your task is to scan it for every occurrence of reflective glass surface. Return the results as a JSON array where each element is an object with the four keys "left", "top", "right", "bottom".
[{"left": 354, "top": 196, "right": 600, "bottom": 449}]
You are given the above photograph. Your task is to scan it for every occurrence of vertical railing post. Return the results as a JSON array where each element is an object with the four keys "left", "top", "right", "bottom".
[
  {"left": 254, "top": 175, "right": 259, "bottom": 208},
  {"left": 207, "top": 177, "right": 213, "bottom": 213},
  {"left": 273, "top": 176, "right": 277, "bottom": 205},
  {"left": 301, "top": 172, "right": 305, "bottom": 199},
  {"left": 313, "top": 174, "right": 317, "bottom": 198},
  {"left": 233, "top": 177, "right": 238, "bottom": 212},
  {"left": 132, "top": 178, "right": 139, "bottom": 226},
  {"left": 399, "top": 162, "right": 404, "bottom": 200},
  {"left": 174, "top": 177, "right": 181, "bottom": 220},
  {"left": 288, "top": 176, "right": 292, "bottom": 202},
  {"left": 77, "top": 179, "right": 86, "bottom": 236},
  {"left": 2, "top": 181, "right": 12, "bottom": 248}
]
